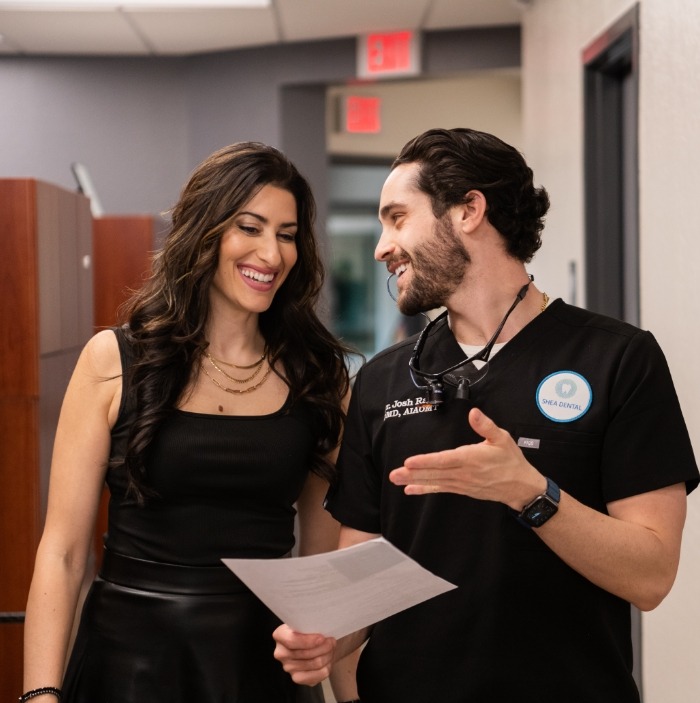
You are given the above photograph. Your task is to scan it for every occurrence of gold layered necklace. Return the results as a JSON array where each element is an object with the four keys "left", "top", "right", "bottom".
[
  {"left": 541, "top": 292, "right": 550, "bottom": 312},
  {"left": 205, "top": 351, "right": 265, "bottom": 384},
  {"left": 201, "top": 347, "right": 271, "bottom": 395},
  {"left": 208, "top": 349, "right": 266, "bottom": 370}
]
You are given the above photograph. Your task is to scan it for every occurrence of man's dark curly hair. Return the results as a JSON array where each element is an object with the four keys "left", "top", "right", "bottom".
[{"left": 392, "top": 128, "right": 550, "bottom": 262}]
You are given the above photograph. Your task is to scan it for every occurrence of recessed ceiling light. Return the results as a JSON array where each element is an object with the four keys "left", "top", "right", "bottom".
[{"left": 0, "top": 1, "right": 271, "bottom": 8}]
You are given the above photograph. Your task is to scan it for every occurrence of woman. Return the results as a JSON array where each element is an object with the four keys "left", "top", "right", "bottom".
[{"left": 21, "top": 143, "right": 358, "bottom": 702}]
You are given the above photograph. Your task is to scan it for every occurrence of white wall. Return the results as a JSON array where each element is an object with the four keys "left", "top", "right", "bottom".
[
  {"left": 638, "top": 2, "right": 700, "bottom": 699},
  {"left": 521, "top": 1, "right": 700, "bottom": 701}
]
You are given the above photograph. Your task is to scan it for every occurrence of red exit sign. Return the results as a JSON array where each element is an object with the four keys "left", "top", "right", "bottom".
[
  {"left": 345, "top": 96, "right": 381, "bottom": 134},
  {"left": 357, "top": 30, "right": 421, "bottom": 78}
]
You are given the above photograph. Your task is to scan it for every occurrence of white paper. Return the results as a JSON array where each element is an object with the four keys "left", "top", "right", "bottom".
[{"left": 222, "top": 537, "right": 456, "bottom": 639}]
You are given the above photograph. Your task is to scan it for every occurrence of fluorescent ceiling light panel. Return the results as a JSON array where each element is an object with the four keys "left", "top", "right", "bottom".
[{"left": 0, "top": 1, "right": 271, "bottom": 8}]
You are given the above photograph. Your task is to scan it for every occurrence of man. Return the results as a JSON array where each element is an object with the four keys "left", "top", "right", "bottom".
[{"left": 273, "top": 128, "right": 698, "bottom": 702}]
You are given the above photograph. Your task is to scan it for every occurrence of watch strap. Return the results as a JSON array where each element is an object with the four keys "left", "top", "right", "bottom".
[
  {"left": 512, "top": 477, "right": 560, "bottom": 529},
  {"left": 542, "top": 476, "right": 560, "bottom": 503}
]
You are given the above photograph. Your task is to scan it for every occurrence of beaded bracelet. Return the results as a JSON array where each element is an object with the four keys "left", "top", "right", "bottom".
[{"left": 18, "top": 687, "right": 62, "bottom": 702}]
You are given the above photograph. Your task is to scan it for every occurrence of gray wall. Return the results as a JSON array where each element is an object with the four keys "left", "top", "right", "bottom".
[
  {"left": 0, "top": 56, "right": 189, "bottom": 215},
  {"left": 0, "top": 27, "right": 519, "bottom": 217}
]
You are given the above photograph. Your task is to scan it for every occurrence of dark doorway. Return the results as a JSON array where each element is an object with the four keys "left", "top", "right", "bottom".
[{"left": 583, "top": 4, "right": 640, "bottom": 326}]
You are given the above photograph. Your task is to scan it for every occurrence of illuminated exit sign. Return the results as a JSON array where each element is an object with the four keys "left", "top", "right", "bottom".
[
  {"left": 357, "top": 30, "right": 421, "bottom": 78},
  {"left": 345, "top": 96, "right": 381, "bottom": 133}
]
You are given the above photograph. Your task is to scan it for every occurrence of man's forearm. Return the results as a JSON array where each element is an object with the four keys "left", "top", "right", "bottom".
[{"left": 535, "top": 484, "right": 686, "bottom": 610}]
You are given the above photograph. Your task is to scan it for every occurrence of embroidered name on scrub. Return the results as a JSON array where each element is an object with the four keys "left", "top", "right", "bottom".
[
  {"left": 536, "top": 371, "right": 592, "bottom": 422},
  {"left": 384, "top": 397, "right": 436, "bottom": 420}
]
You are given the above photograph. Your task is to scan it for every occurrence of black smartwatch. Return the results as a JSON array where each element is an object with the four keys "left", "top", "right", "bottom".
[{"left": 515, "top": 477, "right": 560, "bottom": 528}]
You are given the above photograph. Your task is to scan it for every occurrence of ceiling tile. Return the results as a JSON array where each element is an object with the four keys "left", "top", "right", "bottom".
[
  {"left": 0, "top": 9, "right": 150, "bottom": 54},
  {"left": 425, "top": 0, "right": 522, "bottom": 30},
  {"left": 276, "top": 0, "right": 430, "bottom": 42},
  {"left": 125, "top": 7, "right": 278, "bottom": 55},
  {"left": 0, "top": 31, "right": 21, "bottom": 53}
]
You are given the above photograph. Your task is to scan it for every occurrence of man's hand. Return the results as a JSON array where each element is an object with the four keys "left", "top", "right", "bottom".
[
  {"left": 388, "top": 407, "right": 544, "bottom": 510},
  {"left": 273, "top": 624, "right": 337, "bottom": 686}
]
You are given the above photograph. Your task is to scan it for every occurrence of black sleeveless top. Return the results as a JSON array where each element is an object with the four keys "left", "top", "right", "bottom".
[{"left": 104, "top": 327, "right": 318, "bottom": 566}]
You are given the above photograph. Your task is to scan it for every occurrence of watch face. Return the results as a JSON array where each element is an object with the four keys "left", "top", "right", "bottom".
[{"left": 523, "top": 497, "right": 558, "bottom": 527}]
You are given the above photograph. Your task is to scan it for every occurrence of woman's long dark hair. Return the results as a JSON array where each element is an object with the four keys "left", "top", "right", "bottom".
[{"left": 118, "top": 142, "right": 351, "bottom": 502}]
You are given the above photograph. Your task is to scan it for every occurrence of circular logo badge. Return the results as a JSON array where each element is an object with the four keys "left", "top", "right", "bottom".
[{"left": 536, "top": 371, "right": 592, "bottom": 423}]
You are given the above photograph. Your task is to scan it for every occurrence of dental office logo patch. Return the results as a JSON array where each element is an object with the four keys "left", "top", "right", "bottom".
[{"left": 536, "top": 371, "right": 592, "bottom": 423}]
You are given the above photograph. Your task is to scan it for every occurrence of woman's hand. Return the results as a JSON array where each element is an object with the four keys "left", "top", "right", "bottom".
[{"left": 272, "top": 624, "right": 337, "bottom": 686}]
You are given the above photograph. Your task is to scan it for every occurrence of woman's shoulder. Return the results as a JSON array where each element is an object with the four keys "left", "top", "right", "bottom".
[{"left": 79, "top": 328, "right": 123, "bottom": 380}]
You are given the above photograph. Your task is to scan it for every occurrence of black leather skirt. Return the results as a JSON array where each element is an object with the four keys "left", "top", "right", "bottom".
[{"left": 62, "top": 550, "right": 324, "bottom": 703}]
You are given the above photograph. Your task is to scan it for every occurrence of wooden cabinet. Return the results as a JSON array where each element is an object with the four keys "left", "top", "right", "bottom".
[
  {"left": 93, "top": 215, "right": 158, "bottom": 329},
  {"left": 0, "top": 179, "right": 93, "bottom": 700},
  {"left": 0, "top": 185, "right": 160, "bottom": 698}
]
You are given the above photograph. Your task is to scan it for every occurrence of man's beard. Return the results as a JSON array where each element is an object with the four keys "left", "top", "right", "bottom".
[{"left": 398, "top": 215, "right": 470, "bottom": 316}]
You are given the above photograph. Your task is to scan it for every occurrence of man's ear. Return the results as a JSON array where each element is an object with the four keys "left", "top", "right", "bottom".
[{"left": 454, "top": 190, "right": 487, "bottom": 234}]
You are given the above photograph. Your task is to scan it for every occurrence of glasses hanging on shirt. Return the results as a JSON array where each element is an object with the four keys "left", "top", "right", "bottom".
[{"left": 403, "top": 278, "right": 533, "bottom": 407}]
